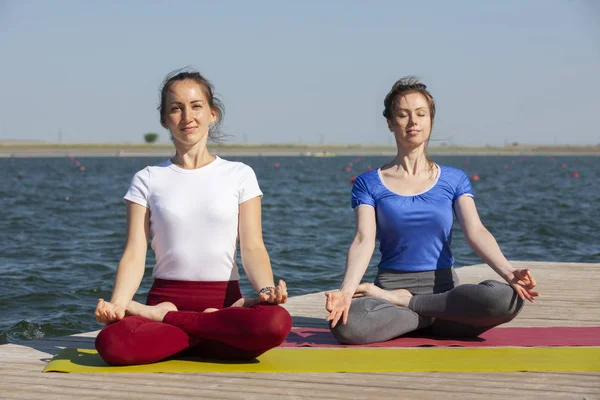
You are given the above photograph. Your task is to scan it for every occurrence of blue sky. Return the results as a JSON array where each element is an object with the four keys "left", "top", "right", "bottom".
[{"left": 1, "top": 0, "right": 599, "bottom": 146}]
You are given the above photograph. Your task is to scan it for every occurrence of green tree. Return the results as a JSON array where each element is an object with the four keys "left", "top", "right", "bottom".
[{"left": 144, "top": 132, "right": 159, "bottom": 144}]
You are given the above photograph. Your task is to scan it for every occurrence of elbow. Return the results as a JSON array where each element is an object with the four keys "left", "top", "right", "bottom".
[
  {"left": 118, "top": 255, "right": 147, "bottom": 273},
  {"left": 120, "top": 251, "right": 144, "bottom": 266},
  {"left": 464, "top": 225, "right": 491, "bottom": 246},
  {"left": 241, "top": 240, "right": 267, "bottom": 251},
  {"left": 241, "top": 244, "right": 267, "bottom": 256},
  {"left": 351, "top": 234, "right": 376, "bottom": 252},
  {"left": 240, "top": 235, "right": 267, "bottom": 254}
]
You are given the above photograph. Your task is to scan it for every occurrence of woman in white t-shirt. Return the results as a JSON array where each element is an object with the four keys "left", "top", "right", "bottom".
[{"left": 94, "top": 69, "right": 292, "bottom": 365}]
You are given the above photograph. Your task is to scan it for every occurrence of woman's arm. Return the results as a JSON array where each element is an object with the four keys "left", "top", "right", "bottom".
[
  {"left": 96, "top": 201, "right": 150, "bottom": 324},
  {"left": 109, "top": 201, "right": 150, "bottom": 306},
  {"left": 326, "top": 205, "right": 377, "bottom": 327},
  {"left": 454, "top": 195, "right": 539, "bottom": 302},
  {"left": 238, "top": 196, "right": 286, "bottom": 304},
  {"left": 340, "top": 205, "right": 377, "bottom": 294}
]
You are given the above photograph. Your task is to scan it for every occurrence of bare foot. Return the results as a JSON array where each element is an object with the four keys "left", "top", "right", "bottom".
[
  {"left": 230, "top": 297, "right": 260, "bottom": 307},
  {"left": 202, "top": 297, "right": 259, "bottom": 313},
  {"left": 353, "top": 283, "right": 382, "bottom": 298},
  {"left": 354, "top": 283, "right": 413, "bottom": 307},
  {"left": 126, "top": 301, "right": 177, "bottom": 322},
  {"left": 387, "top": 289, "right": 413, "bottom": 307}
]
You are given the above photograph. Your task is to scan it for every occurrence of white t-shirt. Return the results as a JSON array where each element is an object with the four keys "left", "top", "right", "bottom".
[{"left": 124, "top": 156, "right": 263, "bottom": 281}]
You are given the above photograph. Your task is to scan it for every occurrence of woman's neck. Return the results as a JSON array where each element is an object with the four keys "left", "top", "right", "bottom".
[
  {"left": 391, "top": 146, "right": 429, "bottom": 176},
  {"left": 172, "top": 143, "right": 215, "bottom": 170}
]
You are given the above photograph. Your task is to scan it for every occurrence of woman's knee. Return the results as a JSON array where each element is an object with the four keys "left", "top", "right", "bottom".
[
  {"left": 95, "top": 323, "right": 131, "bottom": 365},
  {"left": 254, "top": 305, "right": 293, "bottom": 345},
  {"left": 478, "top": 280, "right": 524, "bottom": 318},
  {"left": 330, "top": 319, "right": 370, "bottom": 345},
  {"left": 94, "top": 316, "right": 157, "bottom": 366},
  {"left": 328, "top": 299, "right": 381, "bottom": 345},
  {"left": 97, "top": 325, "right": 193, "bottom": 365}
]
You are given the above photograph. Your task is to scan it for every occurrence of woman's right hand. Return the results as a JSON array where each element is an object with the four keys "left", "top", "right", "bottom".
[
  {"left": 324, "top": 290, "right": 353, "bottom": 328},
  {"left": 95, "top": 299, "right": 126, "bottom": 324}
]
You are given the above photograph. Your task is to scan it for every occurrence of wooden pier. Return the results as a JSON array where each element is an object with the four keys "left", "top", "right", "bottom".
[{"left": 1, "top": 261, "right": 599, "bottom": 399}]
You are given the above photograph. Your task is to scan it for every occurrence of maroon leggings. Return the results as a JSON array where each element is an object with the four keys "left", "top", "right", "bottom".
[{"left": 95, "top": 279, "right": 292, "bottom": 366}]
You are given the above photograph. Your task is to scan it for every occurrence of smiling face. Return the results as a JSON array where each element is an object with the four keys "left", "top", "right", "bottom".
[
  {"left": 387, "top": 92, "right": 432, "bottom": 150},
  {"left": 162, "top": 79, "right": 217, "bottom": 148}
]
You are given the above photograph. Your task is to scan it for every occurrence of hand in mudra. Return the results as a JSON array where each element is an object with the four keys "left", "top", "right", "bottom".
[
  {"left": 95, "top": 299, "right": 125, "bottom": 324},
  {"left": 259, "top": 280, "right": 288, "bottom": 304},
  {"left": 506, "top": 268, "right": 540, "bottom": 302},
  {"left": 324, "top": 290, "right": 353, "bottom": 328}
]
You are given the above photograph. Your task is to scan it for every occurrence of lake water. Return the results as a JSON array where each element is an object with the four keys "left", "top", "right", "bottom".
[{"left": 1, "top": 154, "right": 598, "bottom": 344}]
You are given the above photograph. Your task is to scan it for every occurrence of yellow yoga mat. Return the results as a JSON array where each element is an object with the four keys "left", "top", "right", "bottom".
[{"left": 43, "top": 347, "right": 600, "bottom": 373}]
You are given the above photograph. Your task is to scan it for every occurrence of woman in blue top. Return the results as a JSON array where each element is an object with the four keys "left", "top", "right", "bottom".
[{"left": 325, "top": 77, "right": 539, "bottom": 344}]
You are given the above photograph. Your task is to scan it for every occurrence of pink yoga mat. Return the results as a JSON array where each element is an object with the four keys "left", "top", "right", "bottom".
[{"left": 280, "top": 327, "right": 600, "bottom": 348}]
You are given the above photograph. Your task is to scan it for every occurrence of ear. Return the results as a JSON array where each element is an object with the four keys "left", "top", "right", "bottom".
[
  {"left": 386, "top": 118, "right": 394, "bottom": 132},
  {"left": 210, "top": 108, "right": 217, "bottom": 124}
]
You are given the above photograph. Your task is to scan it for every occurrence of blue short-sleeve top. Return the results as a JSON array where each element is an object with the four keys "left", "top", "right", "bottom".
[{"left": 351, "top": 165, "right": 474, "bottom": 272}]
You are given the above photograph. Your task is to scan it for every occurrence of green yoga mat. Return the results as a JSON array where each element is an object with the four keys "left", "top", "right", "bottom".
[{"left": 43, "top": 347, "right": 600, "bottom": 373}]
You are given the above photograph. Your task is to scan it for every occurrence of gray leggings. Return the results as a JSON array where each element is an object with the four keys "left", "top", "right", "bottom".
[{"left": 330, "top": 268, "right": 524, "bottom": 345}]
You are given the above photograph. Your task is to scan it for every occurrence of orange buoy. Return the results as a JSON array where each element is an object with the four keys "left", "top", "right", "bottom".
[
  {"left": 572, "top": 172, "right": 580, "bottom": 178},
  {"left": 350, "top": 176, "right": 357, "bottom": 184},
  {"left": 274, "top": 162, "right": 280, "bottom": 168},
  {"left": 472, "top": 174, "right": 480, "bottom": 181},
  {"left": 344, "top": 167, "right": 351, "bottom": 172}
]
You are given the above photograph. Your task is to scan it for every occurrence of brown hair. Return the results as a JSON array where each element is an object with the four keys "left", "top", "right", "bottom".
[
  {"left": 383, "top": 76, "right": 437, "bottom": 174},
  {"left": 383, "top": 76, "right": 436, "bottom": 123},
  {"left": 158, "top": 69, "right": 225, "bottom": 142}
]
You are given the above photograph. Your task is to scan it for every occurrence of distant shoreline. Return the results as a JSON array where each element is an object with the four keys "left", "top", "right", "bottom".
[{"left": 1, "top": 143, "right": 599, "bottom": 157}]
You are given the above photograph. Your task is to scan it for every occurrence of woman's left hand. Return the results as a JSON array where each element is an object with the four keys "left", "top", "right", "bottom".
[
  {"left": 505, "top": 268, "right": 540, "bottom": 303},
  {"left": 259, "top": 280, "right": 288, "bottom": 305}
]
